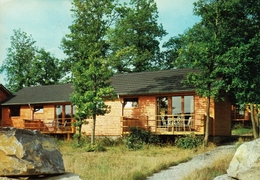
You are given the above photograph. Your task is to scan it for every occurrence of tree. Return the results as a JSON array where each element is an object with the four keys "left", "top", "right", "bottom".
[
  {"left": 176, "top": 0, "right": 260, "bottom": 144},
  {"left": 161, "top": 36, "right": 183, "bottom": 69},
  {"left": 0, "top": 29, "right": 37, "bottom": 92},
  {"left": 31, "top": 48, "right": 65, "bottom": 86},
  {"left": 108, "top": 0, "right": 167, "bottom": 72},
  {"left": 225, "top": 35, "right": 260, "bottom": 139},
  {"left": 176, "top": 1, "right": 227, "bottom": 146},
  {"left": 0, "top": 29, "right": 64, "bottom": 92},
  {"left": 214, "top": 0, "right": 260, "bottom": 139},
  {"left": 61, "top": 0, "right": 116, "bottom": 146}
]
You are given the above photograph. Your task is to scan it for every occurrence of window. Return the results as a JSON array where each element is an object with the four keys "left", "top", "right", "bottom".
[
  {"left": 65, "top": 105, "right": 71, "bottom": 118},
  {"left": 55, "top": 104, "right": 75, "bottom": 121},
  {"left": 172, "top": 95, "right": 194, "bottom": 115},
  {"left": 56, "top": 105, "right": 62, "bottom": 119},
  {"left": 34, "top": 106, "right": 43, "bottom": 113},
  {"left": 124, "top": 98, "right": 138, "bottom": 108},
  {"left": 172, "top": 96, "right": 182, "bottom": 115},
  {"left": 184, "top": 96, "right": 194, "bottom": 114},
  {"left": 10, "top": 106, "right": 20, "bottom": 116}
]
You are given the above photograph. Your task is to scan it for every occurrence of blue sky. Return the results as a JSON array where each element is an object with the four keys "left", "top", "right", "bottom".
[{"left": 0, "top": 0, "right": 200, "bottom": 85}]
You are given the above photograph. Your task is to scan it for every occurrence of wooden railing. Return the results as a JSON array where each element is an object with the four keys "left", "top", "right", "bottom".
[
  {"left": 121, "top": 114, "right": 205, "bottom": 135},
  {"left": 24, "top": 118, "right": 75, "bottom": 134}
]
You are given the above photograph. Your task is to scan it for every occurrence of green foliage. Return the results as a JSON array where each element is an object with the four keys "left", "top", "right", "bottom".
[
  {"left": 97, "top": 137, "right": 124, "bottom": 147},
  {"left": 175, "top": 134, "right": 203, "bottom": 149},
  {"left": 125, "top": 127, "right": 160, "bottom": 150},
  {"left": 108, "top": 0, "right": 167, "bottom": 72},
  {"left": 32, "top": 48, "right": 64, "bottom": 86},
  {"left": 172, "top": 0, "right": 260, "bottom": 144},
  {"left": 71, "top": 134, "right": 90, "bottom": 148},
  {"left": 61, "top": 0, "right": 116, "bottom": 145},
  {"left": 85, "top": 143, "right": 107, "bottom": 152},
  {"left": 232, "top": 123, "right": 252, "bottom": 135},
  {"left": 0, "top": 29, "right": 64, "bottom": 92}
]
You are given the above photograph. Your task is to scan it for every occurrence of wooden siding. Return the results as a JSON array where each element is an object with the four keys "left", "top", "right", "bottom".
[
  {"left": 1, "top": 104, "right": 75, "bottom": 139},
  {"left": 82, "top": 100, "right": 122, "bottom": 136},
  {"left": 81, "top": 93, "right": 232, "bottom": 136},
  {"left": 214, "top": 96, "right": 232, "bottom": 136},
  {"left": 1, "top": 92, "right": 232, "bottom": 137}
]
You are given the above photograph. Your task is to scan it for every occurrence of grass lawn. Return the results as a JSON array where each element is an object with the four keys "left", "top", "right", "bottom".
[
  {"left": 58, "top": 140, "right": 216, "bottom": 180},
  {"left": 232, "top": 122, "right": 253, "bottom": 135}
]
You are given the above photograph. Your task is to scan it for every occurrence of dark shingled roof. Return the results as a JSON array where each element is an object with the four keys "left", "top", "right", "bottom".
[
  {"left": 1, "top": 69, "right": 197, "bottom": 105},
  {"left": 111, "top": 68, "right": 197, "bottom": 95},
  {"left": 2, "top": 83, "right": 73, "bottom": 105}
]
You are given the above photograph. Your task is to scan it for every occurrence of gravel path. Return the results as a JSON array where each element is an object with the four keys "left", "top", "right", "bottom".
[{"left": 147, "top": 145, "right": 237, "bottom": 180}]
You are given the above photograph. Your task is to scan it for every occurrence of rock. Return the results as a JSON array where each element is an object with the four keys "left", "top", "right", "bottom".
[
  {"left": 227, "top": 138, "right": 260, "bottom": 180},
  {"left": 0, "top": 127, "right": 65, "bottom": 177},
  {"left": 0, "top": 172, "right": 82, "bottom": 180}
]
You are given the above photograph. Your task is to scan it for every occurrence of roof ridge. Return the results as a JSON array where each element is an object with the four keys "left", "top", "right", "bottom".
[{"left": 113, "top": 68, "right": 195, "bottom": 76}]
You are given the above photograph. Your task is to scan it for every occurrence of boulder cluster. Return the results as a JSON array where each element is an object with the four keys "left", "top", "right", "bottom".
[{"left": 214, "top": 138, "right": 260, "bottom": 180}]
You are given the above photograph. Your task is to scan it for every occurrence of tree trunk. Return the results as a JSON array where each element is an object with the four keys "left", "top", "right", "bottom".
[
  {"left": 250, "top": 104, "right": 258, "bottom": 139},
  {"left": 203, "top": 96, "right": 210, "bottom": 147},
  {"left": 77, "top": 119, "right": 82, "bottom": 145},
  {"left": 91, "top": 114, "right": 96, "bottom": 147}
]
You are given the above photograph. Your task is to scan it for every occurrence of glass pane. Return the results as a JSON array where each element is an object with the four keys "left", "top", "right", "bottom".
[
  {"left": 172, "top": 96, "right": 181, "bottom": 115},
  {"left": 65, "top": 105, "right": 71, "bottom": 118},
  {"left": 184, "top": 96, "right": 194, "bottom": 114},
  {"left": 157, "top": 97, "right": 168, "bottom": 115},
  {"left": 56, "top": 105, "right": 62, "bottom": 119}
]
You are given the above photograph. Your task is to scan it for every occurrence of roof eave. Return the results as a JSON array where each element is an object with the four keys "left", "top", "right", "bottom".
[
  {"left": 1, "top": 100, "right": 71, "bottom": 106},
  {"left": 116, "top": 90, "right": 196, "bottom": 96}
]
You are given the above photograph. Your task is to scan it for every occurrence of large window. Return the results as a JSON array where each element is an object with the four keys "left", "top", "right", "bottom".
[
  {"left": 65, "top": 105, "right": 71, "bottom": 118},
  {"left": 184, "top": 96, "right": 194, "bottom": 114},
  {"left": 172, "top": 95, "right": 194, "bottom": 115},
  {"left": 172, "top": 96, "right": 182, "bottom": 115},
  {"left": 157, "top": 95, "right": 194, "bottom": 116},
  {"left": 55, "top": 104, "right": 75, "bottom": 120}
]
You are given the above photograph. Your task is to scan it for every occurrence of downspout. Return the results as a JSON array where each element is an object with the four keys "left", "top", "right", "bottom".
[
  {"left": 118, "top": 94, "right": 125, "bottom": 135},
  {"left": 117, "top": 94, "right": 123, "bottom": 116}
]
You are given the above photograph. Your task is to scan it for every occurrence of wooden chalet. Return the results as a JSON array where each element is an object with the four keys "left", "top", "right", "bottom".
[
  {"left": 82, "top": 69, "right": 232, "bottom": 136},
  {"left": 0, "top": 69, "right": 235, "bottom": 138},
  {"left": 0, "top": 84, "right": 75, "bottom": 140}
]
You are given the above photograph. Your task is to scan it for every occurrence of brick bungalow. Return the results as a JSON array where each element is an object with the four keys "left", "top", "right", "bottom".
[{"left": 0, "top": 69, "right": 235, "bottom": 137}]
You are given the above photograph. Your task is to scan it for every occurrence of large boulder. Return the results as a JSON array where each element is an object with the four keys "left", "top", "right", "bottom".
[
  {"left": 0, "top": 172, "right": 82, "bottom": 180},
  {"left": 214, "top": 138, "right": 260, "bottom": 180},
  {"left": 226, "top": 138, "right": 260, "bottom": 179},
  {"left": 0, "top": 127, "right": 65, "bottom": 177}
]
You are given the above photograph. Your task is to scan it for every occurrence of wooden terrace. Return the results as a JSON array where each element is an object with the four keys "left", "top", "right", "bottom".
[
  {"left": 23, "top": 118, "right": 75, "bottom": 140},
  {"left": 121, "top": 114, "right": 205, "bottom": 135}
]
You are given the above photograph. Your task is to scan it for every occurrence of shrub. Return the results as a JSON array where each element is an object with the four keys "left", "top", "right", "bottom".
[
  {"left": 85, "top": 143, "right": 107, "bottom": 152},
  {"left": 125, "top": 127, "right": 160, "bottom": 150},
  {"left": 175, "top": 133, "right": 203, "bottom": 149},
  {"left": 71, "top": 134, "right": 90, "bottom": 148},
  {"left": 97, "top": 136, "right": 124, "bottom": 147}
]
